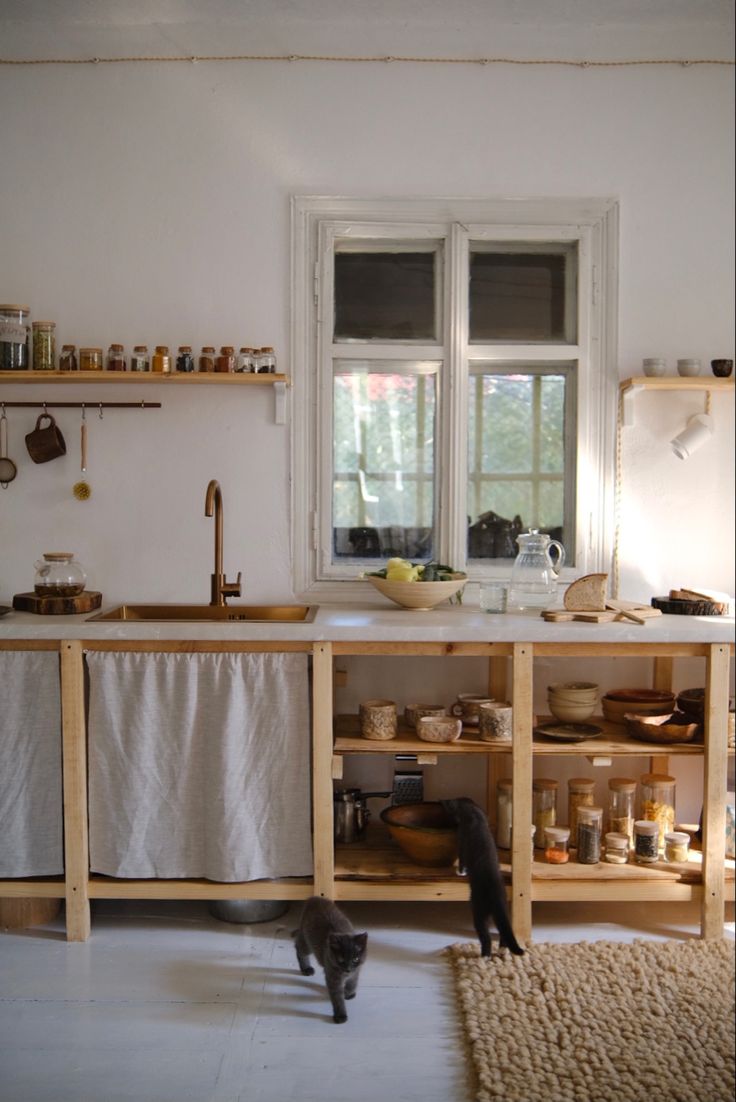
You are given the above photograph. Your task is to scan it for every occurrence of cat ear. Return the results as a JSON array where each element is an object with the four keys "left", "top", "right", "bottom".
[{"left": 355, "top": 932, "right": 368, "bottom": 948}]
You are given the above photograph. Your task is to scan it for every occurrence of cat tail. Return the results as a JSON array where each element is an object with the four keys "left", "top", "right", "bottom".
[{"left": 491, "top": 899, "right": 525, "bottom": 956}]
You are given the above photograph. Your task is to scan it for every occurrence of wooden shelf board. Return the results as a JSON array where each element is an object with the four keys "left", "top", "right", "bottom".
[
  {"left": 0, "top": 370, "right": 288, "bottom": 386},
  {"left": 532, "top": 716, "right": 705, "bottom": 756},
  {"left": 620, "top": 375, "right": 734, "bottom": 394},
  {"left": 87, "top": 876, "right": 312, "bottom": 900},
  {"left": 0, "top": 878, "right": 66, "bottom": 898}
]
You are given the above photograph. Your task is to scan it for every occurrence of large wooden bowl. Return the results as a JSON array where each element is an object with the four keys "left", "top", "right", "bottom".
[
  {"left": 380, "top": 802, "right": 458, "bottom": 866},
  {"left": 366, "top": 574, "right": 467, "bottom": 610},
  {"left": 601, "top": 689, "right": 676, "bottom": 725},
  {"left": 624, "top": 711, "right": 701, "bottom": 744}
]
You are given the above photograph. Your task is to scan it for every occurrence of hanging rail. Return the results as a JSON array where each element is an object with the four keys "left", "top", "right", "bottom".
[{"left": 0, "top": 401, "right": 161, "bottom": 409}]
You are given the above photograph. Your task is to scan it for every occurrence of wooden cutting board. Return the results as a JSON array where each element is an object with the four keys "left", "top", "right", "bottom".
[
  {"left": 12, "top": 591, "right": 102, "bottom": 615},
  {"left": 543, "top": 600, "right": 663, "bottom": 625}
]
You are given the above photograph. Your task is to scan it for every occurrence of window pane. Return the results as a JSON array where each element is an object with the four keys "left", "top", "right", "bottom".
[
  {"left": 469, "top": 245, "right": 576, "bottom": 342},
  {"left": 334, "top": 251, "right": 437, "bottom": 340},
  {"left": 467, "top": 372, "right": 568, "bottom": 561},
  {"left": 333, "top": 368, "right": 436, "bottom": 562}
]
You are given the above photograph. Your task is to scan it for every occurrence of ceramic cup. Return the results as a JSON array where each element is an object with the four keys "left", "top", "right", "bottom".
[
  {"left": 450, "top": 694, "right": 495, "bottom": 725},
  {"left": 404, "top": 703, "right": 446, "bottom": 730},
  {"left": 642, "top": 358, "right": 667, "bottom": 377},
  {"left": 25, "top": 413, "right": 67, "bottom": 463},
  {"left": 416, "top": 715, "right": 462, "bottom": 743},
  {"left": 677, "top": 358, "right": 701, "bottom": 377},
  {"left": 359, "top": 699, "right": 397, "bottom": 741},
  {"left": 478, "top": 701, "right": 513, "bottom": 743},
  {"left": 711, "top": 359, "right": 733, "bottom": 378}
]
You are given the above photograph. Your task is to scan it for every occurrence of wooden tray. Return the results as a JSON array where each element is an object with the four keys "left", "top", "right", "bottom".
[{"left": 12, "top": 591, "right": 102, "bottom": 615}]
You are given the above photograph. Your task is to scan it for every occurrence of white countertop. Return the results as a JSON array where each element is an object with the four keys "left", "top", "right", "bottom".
[{"left": 1, "top": 602, "right": 734, "bottom": 645}]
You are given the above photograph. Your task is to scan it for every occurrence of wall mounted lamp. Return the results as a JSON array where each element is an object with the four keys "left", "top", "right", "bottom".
[{"left": 670, "top": 412, "right": 714, "bottom": 460}]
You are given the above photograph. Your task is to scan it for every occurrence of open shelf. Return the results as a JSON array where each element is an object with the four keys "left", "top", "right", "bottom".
[{"left": 0, "top": 370, "right": 289, "bottom": 386}]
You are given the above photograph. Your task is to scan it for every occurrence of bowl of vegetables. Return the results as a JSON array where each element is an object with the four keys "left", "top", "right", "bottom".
[{"left": 364, "top": 559, "right": 467, "bottom": 610}]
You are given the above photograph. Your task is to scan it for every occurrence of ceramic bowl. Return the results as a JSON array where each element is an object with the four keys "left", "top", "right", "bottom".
[
  {"left": 416, "top": 715, "right": 462, "bottom": 743},
  {"left": 548, "top": 682, "right": 599, "bottom": 705},
  {"left": 366, "top": 574, "right": 467, "bottom": 611},
  {"left": 547, "top": 698, "right": 597, "bottom": 723},
  {"left": 601, "top": 689, "right": 676, "bottom": 725},
  {"left": 676, "top": 687, "right": 705, "bottom": 720},
  {"left": 624, "top": 711, "right": 700, "bottom": 744},
  {"left": 380, "top": 802, "right": 458, "bottom": 866}
]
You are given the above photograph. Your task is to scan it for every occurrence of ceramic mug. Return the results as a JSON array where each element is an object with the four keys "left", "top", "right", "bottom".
[
  {"left": 478, "top": 701, "right": 513, "bottom": 743},
  {"left": 451, "top": 694, "right": 495, "bottom": 725},
  {"left": 404, "top": 703, "right": 446, "bottom": 730},
  {"left": 25, "top": 413, "right": 67, "bottom": 463},
  {"left": 416, "top": 715, "right": 462, "bottom": 743},
  {"left": 359, "top": 699, "right": 397, "bottom": 741}
]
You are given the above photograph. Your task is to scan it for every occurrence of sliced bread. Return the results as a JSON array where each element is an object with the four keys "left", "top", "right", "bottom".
[{"left": 563, "top": 573, "right": 608, "bottom": 611}]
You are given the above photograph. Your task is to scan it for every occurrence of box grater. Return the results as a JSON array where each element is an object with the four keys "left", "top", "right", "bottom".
[{"left": 392, "top": 758, "right": 424, "bottom": 805}]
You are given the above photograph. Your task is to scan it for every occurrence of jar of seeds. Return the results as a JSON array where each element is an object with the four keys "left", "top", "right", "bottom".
[
  {"left": 130, "top": 345, "right": 150, "bottom": 372},
  {"left": 32, "top": 321, "right": 56, "bottom": 370},
  {"left": 634, "top": 819, "right": 659, "bottom": 864},
  {"left": 576, "top": 806, "right": 603, "bottom": 864},
  {"left": 59, "top": 344, "right": 78, "bottom": 372},
  {"left": 0, "top": 304, "right": 30, "bottom": 369},
  {"left": 567, "top": 777, "right": 595, "bottom": 842},
  {"left": 608, "top": 777, "right": 637, "bottom": 848}
]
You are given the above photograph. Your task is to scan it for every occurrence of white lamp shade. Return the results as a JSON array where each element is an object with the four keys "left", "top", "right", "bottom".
[{"left": 670, "top": 412, "right": 714, "bottom": 460}]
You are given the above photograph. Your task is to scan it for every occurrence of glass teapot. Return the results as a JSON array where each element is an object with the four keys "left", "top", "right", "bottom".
[
  {"left": 508, "top": 529, "right": 565, "bottom": 612},
  {"left": 34, "top": 552, "right": 87, "bottom": 597}
]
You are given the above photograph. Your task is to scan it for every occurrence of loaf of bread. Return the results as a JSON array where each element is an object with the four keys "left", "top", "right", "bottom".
[{"left": 563, "top": 573, "right": 608, "bottom": 611}]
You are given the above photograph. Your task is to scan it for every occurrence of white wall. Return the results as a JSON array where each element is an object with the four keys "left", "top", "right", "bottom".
[{"left": 1, "top": 48, "right": 734, "bottom": 604}]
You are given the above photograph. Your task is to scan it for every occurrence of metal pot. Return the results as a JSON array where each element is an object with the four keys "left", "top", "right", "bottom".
[
  {"left": 208, "top": 899, "right": 289, "bottom": 924},
  {"left": 334, "top": 787, "right": 391, "bottom": 843}
]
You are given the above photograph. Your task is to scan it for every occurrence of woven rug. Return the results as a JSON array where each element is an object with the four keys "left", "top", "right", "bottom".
[{"left": 446, "top": 939, "right": 735, "bottom": 1102}]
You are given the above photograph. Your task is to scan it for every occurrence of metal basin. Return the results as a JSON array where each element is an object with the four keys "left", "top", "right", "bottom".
[{"left": 87, "top": 603, "right": 316, "bottom": 623}]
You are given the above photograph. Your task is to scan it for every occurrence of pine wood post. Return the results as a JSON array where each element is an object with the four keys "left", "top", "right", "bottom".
[
  {"left": 486, "top": 656, "right": 510, "bottom": 825},
  {"left": 701, "top": 643, "right": 729, "bottom": 939},
  {"left": 511, "top": 643, "right": 533, "bottom": 945},
  {"left": 312, "top": 642, "right": 335, "bottom": 898},
  {"left": 60, "top": 640, "right": 90, "bottom": 941}
]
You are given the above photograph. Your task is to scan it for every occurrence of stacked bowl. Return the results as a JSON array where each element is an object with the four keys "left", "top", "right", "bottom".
[
  {"left": 601, "top": 688, "right": 676, "bottom": 725},
  {"left": 547, "top": 682, "right": 599, "bottom": 722}
]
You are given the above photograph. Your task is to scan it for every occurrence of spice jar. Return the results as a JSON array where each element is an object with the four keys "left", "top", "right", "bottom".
[
  {"left": 59, "top": 344, "right": 78, "bottom": 372},
  {"left": 215, "top": 345, "right": 235, "bottom": 373},
  {"left": 567, "top": 778, "right": 595, "bottom": 841},
  {"left": 496, "top": 778, "right": 512, "bottom": 849},
  {"left": 604, "top": 832, "right": 629, "bottom": 864},
  {"left": 32, "top": 321, "right": 56, "bottom": 371},
  {"left": 256, "top": 346, "right": 276, "bottom": 373},
  {"left": 544, "top": 826, "right": 570, "bottom": 864},
  {"left": 236, "top": 346, "right": 256, "bottom": 373},
  {"left": 106, "top": 343, "right": 126, "bottom": 371},
  {"left": 199, "top": 345, "right": 216, "bottom": 372},
  {"left": 176, "top": 345, "right": 195, "bottom": 373},
  {"left": 576, "top": 806, "right": 603, "bottom": 864},
  {"left": 634, "top": 819, "right": 659, "bottom": 864},
  {"left": 130, "top": 345, "right": 150, "bottom": 372},
  {"left": 664, "top": 831, "right": 690, "bottom": 863},
  {"left": 152, "top": 345, "right": 171, "bottom": 373},
  {"left": 608, "top": 777, "right": 637, "bottom": 848},
  {"left": 532, "top": 778, "right": 558, "bottom": 848},
  {"left": 640, "top": 773, "right": 676, "bottom": 851},
  {"left": 0, "top": 304, "right": 30, "bottom": 370},
  {"left": 79, "top": 347, "right": 103, "bottom": 371}
]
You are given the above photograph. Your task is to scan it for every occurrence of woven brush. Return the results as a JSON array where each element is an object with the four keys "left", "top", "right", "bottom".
[{"left": 73, "top": 422, "right": 92, "bottom": 500}]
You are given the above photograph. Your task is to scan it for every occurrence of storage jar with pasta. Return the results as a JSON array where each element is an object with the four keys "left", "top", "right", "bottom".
[{"left": 640, "top": 773, "right": 675, "bottom": 851}]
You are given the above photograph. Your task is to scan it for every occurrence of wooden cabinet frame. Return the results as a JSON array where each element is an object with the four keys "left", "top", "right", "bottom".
[{"left": 0, "top": 635, "right": 733, "bottom": 942}]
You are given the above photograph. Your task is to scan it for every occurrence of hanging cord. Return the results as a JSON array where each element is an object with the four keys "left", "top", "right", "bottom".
[
  {"left": 0, "top": 53, "right": 733, "bottom": 68},
  {"left": 611, "top": 388, "right": 624, "bottom": 600}
]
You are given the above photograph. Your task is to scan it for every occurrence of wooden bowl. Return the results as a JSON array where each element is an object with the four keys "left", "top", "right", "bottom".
[
  {"left": 380, "top": 802, "right": 458, "bottom": 866},
  {"left": 601, "top": 690, "right": 676, "bottom": 725},
  {"left": 624, "top": 711, "right": 701, "bottom": 744},
  {"left": 366, "top": 574, "right": 467, "bottom": 610}
]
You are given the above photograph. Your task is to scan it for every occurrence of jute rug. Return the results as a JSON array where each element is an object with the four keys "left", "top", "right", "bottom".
[{"left": 446, "top": 939, "right": 735, "bottom": 1102}]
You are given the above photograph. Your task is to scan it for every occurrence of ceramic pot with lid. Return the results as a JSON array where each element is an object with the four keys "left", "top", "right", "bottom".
[{"left": 34, "top": 552, "right": 87, "bottom": 597}]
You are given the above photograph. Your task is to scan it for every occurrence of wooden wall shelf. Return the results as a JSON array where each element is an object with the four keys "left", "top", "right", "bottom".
[{"left": 619, "top": 375, "right": 734, "bottom": 426}]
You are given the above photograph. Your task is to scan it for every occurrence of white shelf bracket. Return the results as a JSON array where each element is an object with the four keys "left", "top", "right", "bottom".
[
  {"left": 621, "top": 385, "right": 641, "bottom": 426},
  {"left": 274, "top": 381, "right": 287, "bottom": 424}
]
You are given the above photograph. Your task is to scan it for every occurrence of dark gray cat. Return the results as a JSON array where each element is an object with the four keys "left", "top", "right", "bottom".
[
  {"left": 442, "top": 797, "right": 524, "bottom": 958},
  {"left": 293, "top": 896, "right": 368, "bottom": 1023}
]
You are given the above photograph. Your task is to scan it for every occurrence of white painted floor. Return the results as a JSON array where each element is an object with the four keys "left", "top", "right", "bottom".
[{"left": 1, "top": 898, "right": 733, "bottom": 1102}]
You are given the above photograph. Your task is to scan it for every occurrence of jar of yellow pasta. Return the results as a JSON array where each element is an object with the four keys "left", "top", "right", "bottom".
[{"left": 640, "top": 773, "right": 675, "bottom": 852}]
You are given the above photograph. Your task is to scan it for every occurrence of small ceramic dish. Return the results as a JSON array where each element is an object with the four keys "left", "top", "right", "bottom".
[{"left": 534, "top": 722, "right": 603, "bottom": 743}]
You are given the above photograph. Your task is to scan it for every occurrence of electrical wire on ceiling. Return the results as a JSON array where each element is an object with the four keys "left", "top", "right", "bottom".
[{"left": 0, "top": 53, "right": 733, "bottom": 67}]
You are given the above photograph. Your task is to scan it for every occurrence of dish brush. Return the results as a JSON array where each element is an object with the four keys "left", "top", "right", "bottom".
[{"left": 73, "top": 421, "right": 92, "bottom": 500}]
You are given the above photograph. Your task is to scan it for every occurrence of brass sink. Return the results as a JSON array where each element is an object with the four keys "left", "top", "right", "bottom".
[{"left": 88, "top": 603, "right": 316, "bottom": 623}]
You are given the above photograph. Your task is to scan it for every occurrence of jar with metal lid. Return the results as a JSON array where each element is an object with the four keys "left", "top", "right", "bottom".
[
  {"left": 544, "top": 826, "right": 570, "bottom": 864},
  {"left": 640, "top": 773, "right": 675, "bottom": 851},
  {"left": 634, "top": 819, "right": 659, "bottom": 864},
  {"left": 567, "top": 777, "right": 595, "bottom": 841},
  {"left": 32, "top": 322, "right": 56, "bottom": 371},
  {"left": 59, "top": 344, "right": 78, "bottom": 372},
  {"left": 236, "top": 346, "right": 255, "bottom": 373},
  {"left": 130, "top": 345, "right": 150, "bottom": 372},
  {"left": 176, "top": 345, "right": 195, "bottom": 373},
  {"left": 664, "top": 831, "right": 690, "bottom": 863},
  {"left": 107, "top": 343, "right": 125, "bottom": 371},
  {"left": 79, "top": 347, "right": 103, "bottom": 371},
  {"left": 608, "top": 777, "right": 636, "bottom": 847},
  {"left": 496, "top": 778, "right": 512, "bottom": 849},
  {"left": 215, "top": 345, "right": 235, "bottom": 373},
  {"left": 34, "top": 552, "right": 87, "bottom": 597},
  {"left": 604, "top": 831, "right": 629, "bottom": 864},
  {"left": 152, "top": 345, "right": 171, "bottom": 373},
  {"left": 199, "top": 345, "right": 216, "bottom": 372},
  {"left": 256, "top": 346, "right": 276, "bottom": 374},
  {"left": 532, "top": 778, "right": 558, "bottom": 848},
  {"left": 0, "top": 304, "right": 30, "bottom": 370},
  {"left": 576, "top": 806, "right": 603, "bottom": 864}
]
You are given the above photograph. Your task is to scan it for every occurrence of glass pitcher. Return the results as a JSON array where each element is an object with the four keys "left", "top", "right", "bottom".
[{"left": 508, "top": 529, "right": 565, "bottom": 612}]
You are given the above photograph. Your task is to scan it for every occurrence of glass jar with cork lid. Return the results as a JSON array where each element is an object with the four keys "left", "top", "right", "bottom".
[
  {"left": 640, "top": 773, "right": 676, "bottom": 852},
  {"left": 532, "top": 778, "right": 558, "bottom": 848},
  {"left": 608, "top": 777, "right": 637, "bottom": 848},
  {"left": 567, "top": 777, "right": 595, "bottom": 842},
  {"left": 32, "top": 321, "right": 56, "bottom": 371}
]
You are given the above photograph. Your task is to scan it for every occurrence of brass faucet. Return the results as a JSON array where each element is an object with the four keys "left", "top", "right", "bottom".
[{"left": 204, "top": 479, "right": 242, "bottom": 607}]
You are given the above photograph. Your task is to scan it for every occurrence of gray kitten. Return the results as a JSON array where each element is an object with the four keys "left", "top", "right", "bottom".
[{"left": 294, "top": 896, "right": 368, "bottom": 1023}]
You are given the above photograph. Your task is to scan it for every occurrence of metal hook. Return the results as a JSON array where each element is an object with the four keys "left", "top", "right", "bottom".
[
  {"left": 81, "top": 403, "right": 86, "bottom": 422},
  {"left": 98, "top": 403, "right": 104, "bottom": 420}
]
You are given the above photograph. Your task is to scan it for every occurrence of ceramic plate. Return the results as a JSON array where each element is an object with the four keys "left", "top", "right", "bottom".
[
  {"left": 0, "top": 605, "right": 11, "bottom": 617},
  {"left": 534, "top": 722, "right": 603, "bottom": 742}
]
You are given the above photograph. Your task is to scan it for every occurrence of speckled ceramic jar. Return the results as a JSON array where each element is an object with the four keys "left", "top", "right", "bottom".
[{"left": 359, "top": 699, "right": 397, "bottom": 740}]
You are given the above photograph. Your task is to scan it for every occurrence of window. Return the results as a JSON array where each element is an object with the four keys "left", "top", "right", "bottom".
[{"left": 291, "top": 198, "right": 618, "bottom": 600}]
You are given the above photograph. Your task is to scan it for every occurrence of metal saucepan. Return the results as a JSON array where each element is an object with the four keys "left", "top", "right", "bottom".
[{"left": 0, "top": 408, "right": 18, "bottom": 487}]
